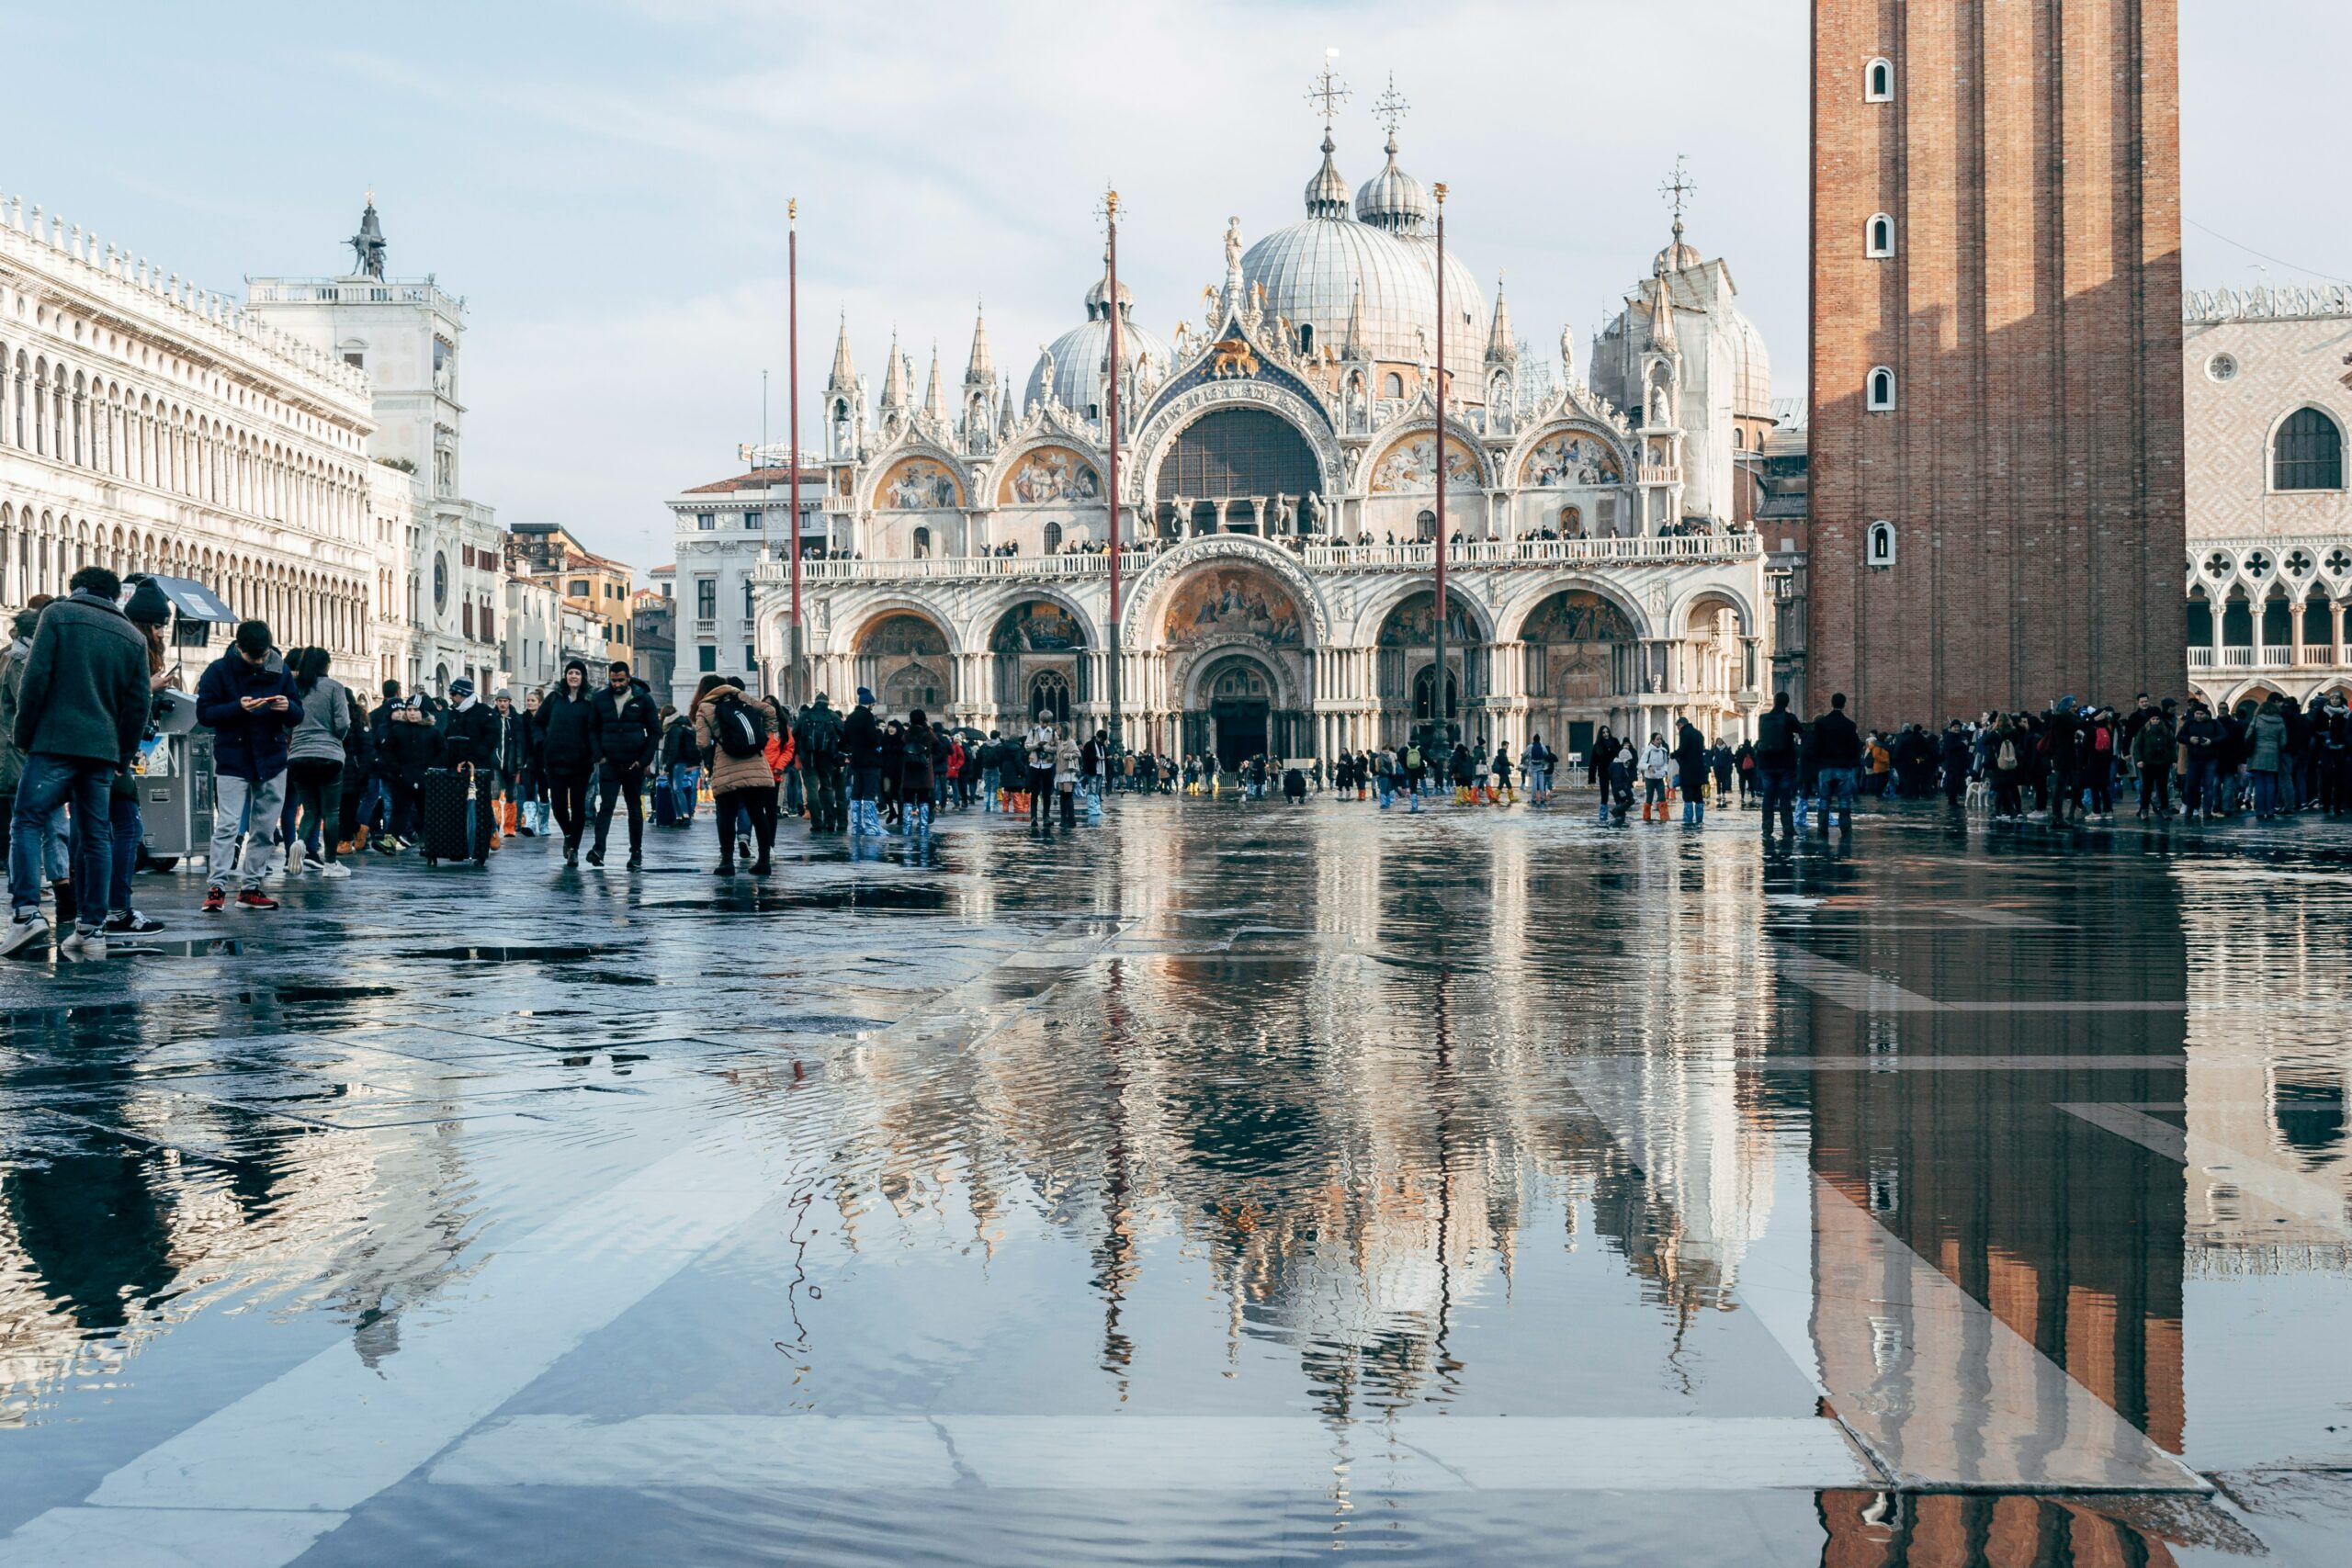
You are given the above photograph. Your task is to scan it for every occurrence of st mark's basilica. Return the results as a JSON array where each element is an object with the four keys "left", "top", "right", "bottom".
[{"left": 752, "top": 98, "right": 1777, "bottom": 767}]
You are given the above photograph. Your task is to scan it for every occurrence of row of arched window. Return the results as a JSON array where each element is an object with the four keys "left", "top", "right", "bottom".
[
  {"left": 0, "top": 339, "right": 368, "bottom": 539},
  {"left": 0, "top": 500, "right": 368, "bottom": 652}
]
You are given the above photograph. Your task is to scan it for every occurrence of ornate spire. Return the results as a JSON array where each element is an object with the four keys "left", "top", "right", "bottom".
[
  {"left": 1654, "top": 156, "right": 1702, "bottom": 273},
  {"left": 964, "top": 302, "right": 993, "bottom": 388},
  {"left": 1648, "top": 274, "right": 1679, "bottom": 355},
  {"left": 922, "top": 342, "right": 947, "bottom": 423},
  {"left": 1000, "top": 376, "right": 1016, "bottom": 430},
  {"left": 348, "top": 195, "right": 387, "bottom": 280},
  {"left": 826, "top": 311, "right": 856, "bottom": 392},
  {"left": 1305, "top": 130, "right": 1350, "bottom": 219},
  {"left": 1487, "top": 273, "right": 1517, "bottom": 364},
  {"left": 1344, "top": 280, "right": 1367, "bottom": 359},
  {"left": 878, "top": 329, "right": 910, "bottom": 412}
]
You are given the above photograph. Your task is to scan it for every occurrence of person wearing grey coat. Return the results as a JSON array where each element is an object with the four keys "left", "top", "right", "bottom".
[
  {"left": 2249, "top": 700, "right": 2291, "bottom": 820},
  {"left": 286, "top": 648, "right": 354, "bottom": 874}
]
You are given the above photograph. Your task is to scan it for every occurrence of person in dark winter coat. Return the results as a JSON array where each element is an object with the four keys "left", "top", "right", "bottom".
[
  {"left": 378, "top": 694, "right": 442, "bottom": 849},
  {"left": 194, "top": 619, "right": 303, "bottom": 913},
  {"left": 533, "top": 660, "right": 599, "bottom": 863},
  {"left": 842, "top": 688, "right": 885, "bottom": 836},
  {"left": 3, "top": 569, "right": 153, "bottom": 957},
  {"left": 1753, "top": 693, "right": 1803, "bottom": 840},
  {"left": 586, "top": 662, "right": 660, "bottom": 868},
  {"left": 1673, "top": 719, "right": 1709, "bottom": 826},
  {"left": 1808, "top": 694, "right": 1863, "bottom": 836},
  {"left": 796, "top": 694, "right": 846, "bottom": 832}
]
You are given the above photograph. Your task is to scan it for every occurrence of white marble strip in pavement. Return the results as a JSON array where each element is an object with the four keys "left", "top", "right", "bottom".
[
  {"left": 0, "top": 1134, "right": 782, "bottom": 1568},
  {"left": 1772, "top": 944, "right": 2180, "bottom": 1013},
  {"left": 427, "top": 1414, "right": 1872, "bottom": 1493},
  {"left": 1566, "top": 1065, "right": 2207, "bottom": 1495},
  {"left": 1748, "top": 1055, "right": 2186, "bottom": 1072},
  {"left": 2059, "top": 1102, "right": 2350, "bottom": 1236}
]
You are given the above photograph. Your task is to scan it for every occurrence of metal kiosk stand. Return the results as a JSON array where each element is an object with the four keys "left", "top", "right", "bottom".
[{"left": 127, "top": 575, "right": 238, "bottom": 871}]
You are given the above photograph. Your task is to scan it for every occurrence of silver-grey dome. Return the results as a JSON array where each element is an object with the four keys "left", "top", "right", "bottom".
[
  {"left": 1354, "top": 134, "right": 1430, "bottom": 235},
  {"left": 1024, "top": 262, "right": 1171, "bottom": 417},
  {"left": 1242, "top": 217, "right": 1486, "bottom": 388},
  {"left": 1725, "top": 303, "right": 1772, "bottom": 420}
]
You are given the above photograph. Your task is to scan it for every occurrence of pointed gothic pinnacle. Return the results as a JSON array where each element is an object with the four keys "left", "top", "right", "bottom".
[
  {"left": 966, "top": 302, "right": 993, "bottom": 386},
  {"left": 829, "top": 310, "right": 855, "bottom": 389},
  {"left": 922, "top": 342, "right": 948, "bottom": 423}
]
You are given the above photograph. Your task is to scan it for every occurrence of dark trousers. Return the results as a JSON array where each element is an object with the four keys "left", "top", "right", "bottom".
[
  {"left": 593, "top": 765, "right": 645, "bottom": 854},
  {"left": 1757, "top": 766, "right": 1796, "bottom": 837},
  {"left": 2140, "top": 765, "right": 2172, "bottom": 816},
  {"left": 1028, "top": 767, "right": 1054, "bottom": 824},
  {"left": 715, "top": 788, "right": 776, "bottom": 864},
  {"left": 548, "top": 769, "right": 593, "bottom": 845},
  {"left": 288, "top": 760, "right": 345, "bottom": 863},
  {"left": 108, "top": 793, "right": 141, "bottom": 917},
  {"left": 388, "top": 777, "right": 423, "bottom": 841},
  {"left": 803, "top": 764, "right": 843, "bottom": 831},
  {"left": 1058, "top": 783, "right": 1076, "bottom": 828}
]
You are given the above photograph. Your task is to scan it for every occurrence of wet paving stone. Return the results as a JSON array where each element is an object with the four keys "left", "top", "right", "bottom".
[{"left": 0, "top": 797, "right": 2349, "bottom": 1562}]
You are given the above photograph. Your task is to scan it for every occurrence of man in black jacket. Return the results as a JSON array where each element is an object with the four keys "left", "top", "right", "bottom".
[
  {"left": 534, "top": 660, "right": 599, "bottom": 863},
  {"left": 1809, "top": 693, "right": 1863, "bottom": 837},
  {"left": 436, "top": 678, "right": 501, "bottom": 863},
  {"left": 796, "top": 694, "right": 845, "bottom": 833},
  {"left": 1753, "top": 692, "right": 1803, "bottom": 842},
  {"left": 588, "top": 662, "right": 660, "bottom": 869},
  {"left": 842, "top": 687, "right": 883, "bottom": 837}
]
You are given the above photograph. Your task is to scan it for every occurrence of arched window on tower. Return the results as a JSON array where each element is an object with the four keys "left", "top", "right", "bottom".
[
  {"left": 1867, "top": 520, "right": 1896, "bottom": 568},
  {"left": 1865, "top": 58, "right": 1894, "bottom": 102},
  {"left": 1298, "top": 323, "right": 1315, "bottom": 356},
  {"left": 1866, "top": 214, "right": 1895, "bottom": 257},
  {"left": 1043, "top": 520, "right": 1063, "bottom": 554},
  {"left": 1383, "top": 372, "right": 1404, "bottom": 399},
  {"left": 1867, "top": 367, "right": 1896, "bottom": 412},
  {"left": 2273, "top": 407, "right": 2346, "bottom": 491},
  {"left": 911, "top": 525, "right": 931, "bottom": 558}
]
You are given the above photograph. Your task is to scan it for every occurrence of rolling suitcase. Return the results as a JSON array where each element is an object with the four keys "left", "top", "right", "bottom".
[{"left": 419, "top": 768, "right": 486, "bottom": 865}]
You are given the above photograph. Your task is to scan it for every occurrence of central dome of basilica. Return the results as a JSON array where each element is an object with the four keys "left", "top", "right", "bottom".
[{"left": 1238, "top": 130, "right": 1487, "bottom": 390}]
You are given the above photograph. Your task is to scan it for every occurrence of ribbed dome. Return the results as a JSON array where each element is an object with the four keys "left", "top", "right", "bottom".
[
  {"left": 1242, "top": 216, "right": 1487, "bottom": 389},
  {"left": 1654, "top": 218, "right": 1702, "bottom": 276},
  {"left": 1725, "top": 304, "right": 1773, "bottom": 420},
  {"left": 1304, "top": 132, "right": 1350, "bottom": 220},
  {"left": 1354, "top": 134, "right": 1431, "bottom": 235},
  {"left": 1024, "top": 262, "right": 1170, "bottom": 417}
]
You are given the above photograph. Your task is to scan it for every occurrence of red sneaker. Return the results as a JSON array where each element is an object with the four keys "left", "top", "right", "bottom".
[
  {"left": 202, "top": 886, "right": 227, "bottom": 914},
  {"left": 235, "top": 889, "right": 279, "bottom": 911}
]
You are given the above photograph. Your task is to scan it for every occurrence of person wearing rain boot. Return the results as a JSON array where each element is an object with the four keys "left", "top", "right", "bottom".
[
  {"left": 1638, "top": 733, "right": 1671, "bottom": 822},
  {"left": 1675, "top": 718, "right": 1709, "bottom": 827}
]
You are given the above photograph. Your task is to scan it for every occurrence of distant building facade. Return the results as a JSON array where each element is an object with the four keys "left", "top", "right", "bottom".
[
  {"left": 664, "top": 464, "right": 824, "bottom": 710},
  {"left": 2183, "top": 286, "right": 2352, "bottom": 711}
]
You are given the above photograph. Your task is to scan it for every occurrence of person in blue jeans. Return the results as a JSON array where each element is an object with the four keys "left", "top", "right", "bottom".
[
  {"left": 1809, "top": 692, "right": 1864, "bottom": 837},
  {"left": 3, "top": 568, "right": 154, "bottom": 960}
]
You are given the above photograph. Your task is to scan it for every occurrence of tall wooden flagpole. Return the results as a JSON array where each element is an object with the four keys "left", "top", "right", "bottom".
[{"left": 1104, "top": 187, "right": 1123, "bottom": 760}]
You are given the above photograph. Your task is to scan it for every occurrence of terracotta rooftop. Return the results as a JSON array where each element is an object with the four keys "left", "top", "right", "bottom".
[{"left": 680, "top": 465, "right": 823, "bottom": 496}]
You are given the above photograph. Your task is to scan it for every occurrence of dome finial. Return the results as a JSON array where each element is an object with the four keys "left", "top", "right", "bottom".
[
  {"left": 1302, "top": 51, "right": 1353, "bottom": 220},
  {"left": 1655, "top": 156, "right": 1702, "bottom": 273}
]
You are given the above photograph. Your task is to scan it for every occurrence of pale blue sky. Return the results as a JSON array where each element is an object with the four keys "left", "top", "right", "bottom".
[{"left": 7, "top": 0, "right": 2325, "bottom": 571}]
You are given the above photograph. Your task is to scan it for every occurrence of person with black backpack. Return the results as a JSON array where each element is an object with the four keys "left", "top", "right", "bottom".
[
  {"left": 795, "top": 694, "right": 845, "bottom": 833},
  {"left": 694, "top": 677, "right": 778, "bottom": 875}
]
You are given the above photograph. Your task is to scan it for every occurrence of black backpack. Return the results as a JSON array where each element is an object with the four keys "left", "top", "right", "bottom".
[{"left": 713, "top": 694, "right": 764, "bottom": 760}]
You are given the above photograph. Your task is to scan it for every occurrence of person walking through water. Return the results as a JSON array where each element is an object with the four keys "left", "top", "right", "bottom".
[
  {"left": 1674, "top": 718, "right": 1709, "bottom": 826},
  {"left": 1754, "top": 691, "right": 1802, "bottom": 843},
  {"left": 901, "top": 709, "right": 943, "bottom": 837},
  {"left": 842, "top": 687, "right": 884, "bottom": 839},
  {"left": 198, "top": 619, "right": 303, "bottom": 915},
  {"left": 1025, "top": 714, "right": 1057, "bottom": 829},
  {"left": 534, "top": 660, "right": 598, "bottom": 866},
  {"left": 1638, "top": 732, "right": 1671, "bottom": 822},
  {"left": 587, "top": 662, "right": 659, "bottom": 869},
  {"left": 695, "top": 675, "right": 778, "bottom": 874},
  {"left": 286, "top": 647, "right": 354, "bottom": 879}
]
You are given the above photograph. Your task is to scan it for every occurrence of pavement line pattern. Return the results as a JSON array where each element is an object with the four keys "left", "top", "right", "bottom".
[
  {"left": 1771, "top": 943, "right": 2181, "bottom": 1013},
  {"left": 1566, "top": 1065, "right": 2207, "bottom": 1495},
  {"left": 0, "top": 1134, "right": 783, "bottom": 1568},
  {"left": 427, "top": 1415, "right": 1875, "bottom": 1493},
  {"left": 2058, "top": 1102, "right": 2351, "bottom": 1236}
]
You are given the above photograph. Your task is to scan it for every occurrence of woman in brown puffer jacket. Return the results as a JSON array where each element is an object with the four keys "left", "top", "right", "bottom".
[{"left": 693, "top": 677, "right": 780, "bottom": 875}]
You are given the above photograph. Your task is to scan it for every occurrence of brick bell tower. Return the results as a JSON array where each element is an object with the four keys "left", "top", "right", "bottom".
[{"left": 1808, "top": 0, "right": 2186, "bottom": 723}]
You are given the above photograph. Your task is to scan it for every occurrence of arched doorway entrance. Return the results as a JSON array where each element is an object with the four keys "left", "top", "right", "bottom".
[
  {"left": 1190, "top": 656, "right": 1274, "bottom": 770},
  {"left": 1376, "top": 590, "right": 1483, "bottom": 747},
  {"left": 992, "top": 599, "right": 1090, "bottom": 722},
  {"left": 854, "top": 612, "right": 953, "bottom": 717}
]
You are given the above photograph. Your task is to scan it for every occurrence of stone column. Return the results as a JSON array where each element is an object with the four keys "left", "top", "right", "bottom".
[{"left": 2333, "top": 600, "right": 2346, "bottom": 666}]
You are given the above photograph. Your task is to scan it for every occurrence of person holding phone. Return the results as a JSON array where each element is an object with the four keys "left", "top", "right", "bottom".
[{"left": 195, "top": 619, "right": 302, "bottom": 913}]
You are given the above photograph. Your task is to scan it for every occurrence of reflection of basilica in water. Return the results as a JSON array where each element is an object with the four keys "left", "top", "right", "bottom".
[{"left": 757, "top": 94, "right": 1773, "bottom": 766}]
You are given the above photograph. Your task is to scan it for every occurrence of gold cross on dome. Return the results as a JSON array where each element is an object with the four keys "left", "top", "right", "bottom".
[{"left": 1306, "top": 50, "right": 1350, "bottom": 130}]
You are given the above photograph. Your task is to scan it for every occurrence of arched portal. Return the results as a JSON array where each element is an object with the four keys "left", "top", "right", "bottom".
[
  {"left": 992, "top": 599, "right": 1091, "bottom": 717},
  {"left": 1153, "top": 408, "right": 1321, "bottom": 537},
  {"left": 1188, "top": 653, "right": 1278, "bottom": 772},
  {"left": 1159, "top": 562, "right": 1313, "bottom": 764},
  {"left": 1375, "top": 589, "right": 1486, "bottom": 747},
  {"left": 854, "top": 611, "right": 953, "bottom": 716},
  {"left": 1519, "top": 588, "right": 1637, "bottom": 761}
]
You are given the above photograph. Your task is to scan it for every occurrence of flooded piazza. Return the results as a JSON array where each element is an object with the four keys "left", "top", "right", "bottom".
[{"left": 1, "top": 799, "right": 2349, "bottom": 1565}]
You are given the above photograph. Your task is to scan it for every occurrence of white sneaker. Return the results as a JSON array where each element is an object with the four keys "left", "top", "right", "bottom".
[
  {"left": 57, "top": 929, "right": 107, "bottom": 962},
  {"left": 316, "top": 861, "right": 352, "bottom": 879},
  {"left": 1, "top": 911, "right": 50, "bottom": 957}
]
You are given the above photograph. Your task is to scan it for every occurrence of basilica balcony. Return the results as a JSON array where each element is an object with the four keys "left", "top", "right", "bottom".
[{"left": 757, "top": 532, "right": 1759, "bottom": 588}]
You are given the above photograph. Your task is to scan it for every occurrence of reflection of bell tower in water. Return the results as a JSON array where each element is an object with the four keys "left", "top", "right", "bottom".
[{"left": 1801, "top": 868, "right": 2188, "bottom": 1562}]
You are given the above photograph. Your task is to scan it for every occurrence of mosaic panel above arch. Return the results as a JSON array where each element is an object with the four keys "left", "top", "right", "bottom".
[
  {"left": 992, "top": 600, "right": 1088, "bottom": 654},
  {"left": 1164, "top": 567, "right": 1305, "bottom": 649},
  {"left": 876, "top": 455, "right": 964, "bottom": 511},
  {"left": 1519, "top": 429, "right": 1623, "bottom": 487},
  {"left": 857, "top": 612, "right": 949, "bottom": 658},
  {"left": 1522, "top": 590, "right": 1635, "bottom": 644},
  {"left": 1368, "top": 433, "right": 1482, "bottom": 494},
  {"left": 998, "top": 446, "right": 1101, "bottom": 505},
  {"left": 1378, "top": 590, "right": 1480, "bottom": 647}
]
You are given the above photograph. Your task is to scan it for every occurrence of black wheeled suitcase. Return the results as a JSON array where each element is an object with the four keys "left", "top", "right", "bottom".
[{"left": 419, "top": 768, "right": 486, "bottom": 865}]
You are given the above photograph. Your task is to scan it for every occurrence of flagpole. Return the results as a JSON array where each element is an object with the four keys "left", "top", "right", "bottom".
[
  {"left": 1431, "top": 180, "right": 1449, "bottom": 750},
  {"left": 787, "top": 198, "right": 804, "bottom": 704},
  {"left": 1104, "top": 187, "right": 1124, "bottom": 762}
]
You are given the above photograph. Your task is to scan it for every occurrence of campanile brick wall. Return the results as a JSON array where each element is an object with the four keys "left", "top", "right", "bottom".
[{"left": 1809, "top": 0, "right": 2186, "bottom": 723}]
